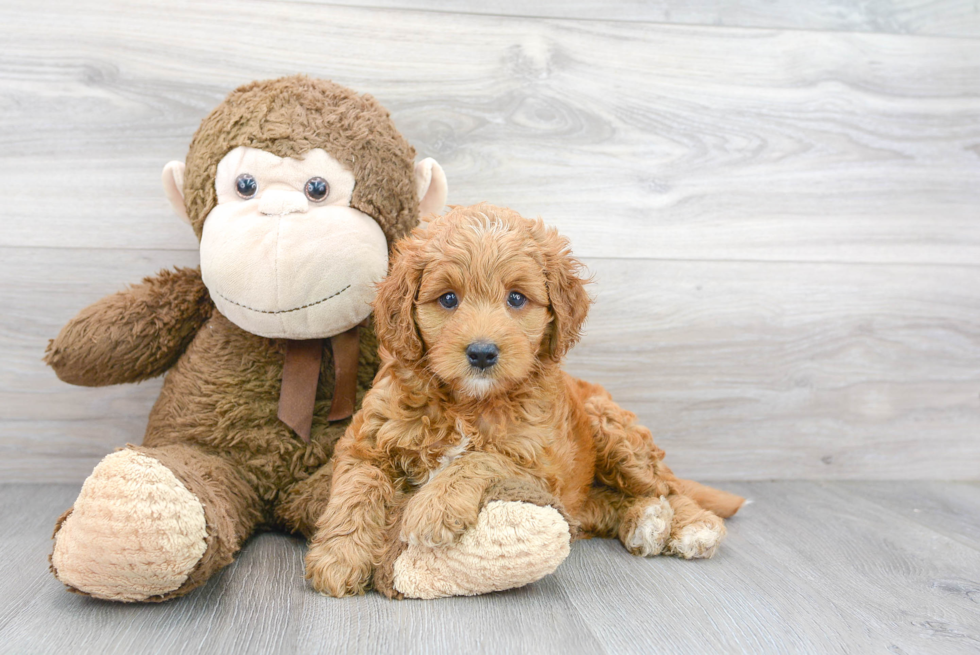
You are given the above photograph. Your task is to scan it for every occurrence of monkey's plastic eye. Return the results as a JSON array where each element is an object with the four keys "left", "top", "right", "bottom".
[
  {"left": 507, "top": 291, "right": 527, "bottom": 309},
  {"left": 236, "top": 174, "right": 257, "bottom": 199},
  {"left": 438, "top": 292, "right": 459, "bottom": 310},
  {"left": 305, "top": 177, "right": 330, "bottom": 202}
]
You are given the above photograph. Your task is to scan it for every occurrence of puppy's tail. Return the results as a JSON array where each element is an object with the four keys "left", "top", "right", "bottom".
[{"left": 672, "top": 479, "right": 745, "bottom": 518}]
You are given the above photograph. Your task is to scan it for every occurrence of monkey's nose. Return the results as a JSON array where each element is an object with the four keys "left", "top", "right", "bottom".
[
  {"left": 258, "top": 189, "right": 309, "bottom": 216},
  {"left": 466, "top": 342, "right": 499, "bottom": 370}
]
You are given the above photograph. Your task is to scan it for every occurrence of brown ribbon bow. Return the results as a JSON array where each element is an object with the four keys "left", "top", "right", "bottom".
[{"left": 277, "top": 324, "right": 360, "bottom": 442}]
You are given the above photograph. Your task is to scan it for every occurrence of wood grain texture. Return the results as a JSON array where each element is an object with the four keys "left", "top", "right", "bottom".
[
  {"left": 1, "top": 0, "right": 977, "bottom": 482},
  {"left": 1, "top": 1, "right": 979, "bottom": 264},
  {"left": 1, "top": 482, "right": 979, "bottom": 654},
  {"left": 566, "top": 257, "right": 980, "bottom": 480},
  {"left": 840, "top": 481, "right": 980, "bottom": 549},
  {"left": 5, "top": 248, "right": 977, "bottom": 482},
  {"left": 330, "top": 0, "right": 980, "bottom": 38},
  {"left": 0, "top": 248, "right": 980, "bottom": 481},
  {"left": 557, "top": 481, "right": 980, "bottom": 654}
]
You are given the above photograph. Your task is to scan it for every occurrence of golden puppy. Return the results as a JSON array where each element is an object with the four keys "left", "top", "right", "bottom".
[{"left": 307, "top": 203, "right": 744, "bottom": 597}]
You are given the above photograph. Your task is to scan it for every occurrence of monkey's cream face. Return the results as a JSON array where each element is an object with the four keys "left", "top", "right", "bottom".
[{"left": 199, "top": 146, "right": 389, "bottom": 339}]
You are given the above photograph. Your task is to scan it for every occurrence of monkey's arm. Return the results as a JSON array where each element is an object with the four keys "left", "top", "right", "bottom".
[{"left": 44, "top": 267, "right": 212, "bottom": 386}]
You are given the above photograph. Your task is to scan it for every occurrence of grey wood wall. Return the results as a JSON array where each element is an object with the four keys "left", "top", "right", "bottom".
[{"left": 1, "top": 0, "right": 978, "bottom": 483}]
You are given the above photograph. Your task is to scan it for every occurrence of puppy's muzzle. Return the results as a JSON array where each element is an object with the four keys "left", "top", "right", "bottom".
[{"left": 466, "top": 342, "right": 499, "bottom": 371}]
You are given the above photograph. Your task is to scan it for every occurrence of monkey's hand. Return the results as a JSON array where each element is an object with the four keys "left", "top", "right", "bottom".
[
  {"left": 375, "top": 479, "right": 575, "bottom": 599},
  {"left": 45, "top": 267, "right": 212, "bottom": 386}
]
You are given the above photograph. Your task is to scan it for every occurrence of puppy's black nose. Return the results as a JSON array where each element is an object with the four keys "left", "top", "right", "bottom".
[{"left": 466, "top": 342, "right": 499, "bottom": 370}]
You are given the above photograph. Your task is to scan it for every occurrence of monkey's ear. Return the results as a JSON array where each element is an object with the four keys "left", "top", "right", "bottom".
[
  {"left": 414, "top": 158, "right": 447, "bottom": 218},
  {"left": 162, "top": 161, "right": 191, "bottom": 225}
]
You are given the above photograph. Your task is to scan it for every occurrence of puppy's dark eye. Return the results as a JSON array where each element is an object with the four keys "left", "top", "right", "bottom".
[
  {"left": 305, "top": 177, "right": 330, "bottom": 202},
  {"left": 507, "top": 291, "right": 527, "bottom": 309},
  {"left": 438, "top": 292, "right": 459, "bottom": 310},
  {"left": 236, "top": 174, "right": 257, "bottom": 199}
]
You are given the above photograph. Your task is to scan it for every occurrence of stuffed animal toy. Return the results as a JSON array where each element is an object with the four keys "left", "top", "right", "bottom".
[{"left": 45, "top": 76, "right": 572, "bottom": 602}]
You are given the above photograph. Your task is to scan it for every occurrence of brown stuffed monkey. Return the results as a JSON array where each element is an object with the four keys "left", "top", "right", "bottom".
[{"left": 46, "top": 76, "right": 571, "bottom": 602}]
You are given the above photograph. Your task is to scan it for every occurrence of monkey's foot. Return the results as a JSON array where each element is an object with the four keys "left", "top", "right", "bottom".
[
  {"left": 391, "top": 501, "right": 571, "bottom": 599},
  {"left": 51, "top": 449, "right": 208, "bottom": 602}
]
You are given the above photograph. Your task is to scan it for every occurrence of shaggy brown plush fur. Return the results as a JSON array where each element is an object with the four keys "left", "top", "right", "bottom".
[
  {"left": 183, "top": 75, "right": 419, "bottom": 244},
  {"left": 47, "top": 272, "right": 383, "bottom": 600},
  {"left": 45, "top": 77, "right": 414, "bottom": 601},
  {"left": 44, "top": 267, "right": 214, "bottom": 386},
  {"left": 305, "top": 204, "right": 744, "bottom": 598}
]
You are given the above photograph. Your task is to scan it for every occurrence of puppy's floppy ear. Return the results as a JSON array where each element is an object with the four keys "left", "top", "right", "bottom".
[
  {"left": 534, "top": 222, "right": 591, "bottom": 361},
  {"left": 373, "top": 234, "right": 427, "bottom": 363}
]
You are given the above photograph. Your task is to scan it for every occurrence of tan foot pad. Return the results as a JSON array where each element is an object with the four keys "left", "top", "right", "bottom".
[
  {"left": 392, "top": 500, "right": 571, "bottom": 599},
  {"left": 51, "top": 450, "right": 208, "bottom": 601}
]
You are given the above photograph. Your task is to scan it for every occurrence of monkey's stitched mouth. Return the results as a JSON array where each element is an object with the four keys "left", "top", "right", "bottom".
[{"left": 215, "top": 285, "right": 351, "bottom": 315}]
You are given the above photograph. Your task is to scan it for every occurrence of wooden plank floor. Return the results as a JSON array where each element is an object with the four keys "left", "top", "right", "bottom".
[{"left": 2, "top": 482, "right": 979, "bottom": 655}]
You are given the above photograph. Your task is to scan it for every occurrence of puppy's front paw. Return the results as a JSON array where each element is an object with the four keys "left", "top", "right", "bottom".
[
  {"left": 400, "top": 496, "right": 476, "bottom": 548},
  {"left": 667, "top": 515, "right": 726, "bottom": 560},
  {"left": 305, "top": 541, "right": 372, "bottom": 597},
  {"left": 620, "top": 496, "right": 673, "bottom": 557}
]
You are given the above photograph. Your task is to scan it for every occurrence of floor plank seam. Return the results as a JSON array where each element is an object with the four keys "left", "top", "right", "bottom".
[{"left": 301, "top": 1, "right": 980, "bottom": 42}]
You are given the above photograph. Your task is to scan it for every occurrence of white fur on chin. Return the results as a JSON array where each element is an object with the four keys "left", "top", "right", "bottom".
[{"left": 459, "top": 376, "right": 497, "bottom": 398}]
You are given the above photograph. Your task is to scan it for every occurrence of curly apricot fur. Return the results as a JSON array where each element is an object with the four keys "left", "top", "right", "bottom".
[{"left": 306, "top": 204, "right": 745, "bottom": 596}]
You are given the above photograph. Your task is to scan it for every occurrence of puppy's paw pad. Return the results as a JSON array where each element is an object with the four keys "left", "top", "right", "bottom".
[
  {"left": 669, "top": 520, "right": 725, "bottom": 559},
  {"left": 625, "top": 497, "right": 673, "bottom": 557},
  {"left": 305, "top": 546, "right": 370, "bottom": 598},
  {"left": 51, "top": 449, "right": 207, "bottom": 601}
]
